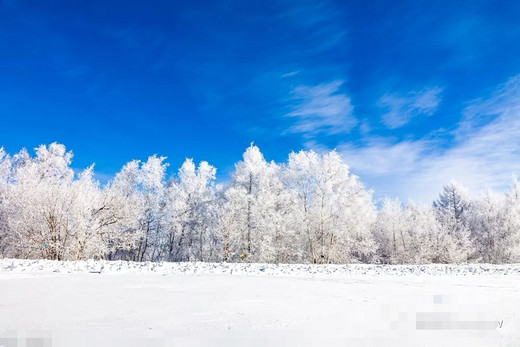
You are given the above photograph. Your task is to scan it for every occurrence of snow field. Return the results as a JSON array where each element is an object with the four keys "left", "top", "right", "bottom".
[{"left": 0, "top": 260, "right": 519, "bottom": 346}]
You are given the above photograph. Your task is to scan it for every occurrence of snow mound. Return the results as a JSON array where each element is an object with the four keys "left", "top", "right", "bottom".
[{"left": 1, "top": 259, "right": 520, "bottom": 276}]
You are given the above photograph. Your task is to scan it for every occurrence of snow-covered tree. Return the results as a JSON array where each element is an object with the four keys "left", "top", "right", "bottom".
[
  {"left": 102, "top": 160, "right": 144, "bottom": 260},
  {"left": 372, "top": 198, "right": 406, "bottom": 264},
  {"left": 219, "top": 144, "right": 291, "bottom": 262},
  {"left": 403, "top": 202, "right": 460, "bottom": 264},
  {"left": 374, "top": 198, "right": 466, "bottom": 264},
  {"left": 283, "top": 150, "right": 376, "bottom": 264},
  {"left": 106, "top": 155, "right": 169, "bottom": 261},
  {"left": 4, "top": 143, "right": 115, "bottom": 260},
  {"left": 433, "top": 181, "right": 473, "bottom": 262},
  {"left": 165, "top": 158, "right": 220, "bottom": 261},
  {"left": 136, "top": 155, "right": 169, "bottom": 261},
  {"left": 6, "top": 143, "right": 76, "bottom": 259},
  {"left": 68, "top": 166, "right": 133, "bottom": 260},
  {"left": 469, "top": 186, "right": 520, "bottom": 263},
  {"left": 0, "top": 148, "right": 12, "bottom": 255},
  {"left": 504, "top": 176, "right": 520, "bottom": 261}
]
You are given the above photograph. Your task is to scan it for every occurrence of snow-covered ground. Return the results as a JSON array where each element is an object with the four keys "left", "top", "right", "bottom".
[{"left": 1, "top": 260, "right": 519, "bottom": 346}]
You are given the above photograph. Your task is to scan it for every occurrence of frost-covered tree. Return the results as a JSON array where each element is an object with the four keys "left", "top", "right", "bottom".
[
  {"left": 6, "top": 144, "right": 77, "bottom": 259},
  {"left": 398, "top": 203, "right": 435, "bottom": 264},
  {"left": 136, "top": 155, "right": 169, "bottom": 261},
  {"left": 372, "top": 198, "right": 406, "bottom": 264},
  {"left": 503, "top": 176, "right": 520, "bottom": 261},
  {"left": 470, "top": 190, "right": 505, "bottom": 263},
  {"left": 404, "top": 202, "right": 462, "bottom": 264},
  {"left": 102, "top": 160, "right": 145, "bottom": 260},
  {"left": 469, "top": 186, "right": 520, "bottom": 263},
  {"left": 220, "top": 144, "right": 291, "bottom": 262},
  {"left": 259, "top": 165, "right": 295, "bottom": 264},
  {"left": 107, "top": 155, "right": 169, "bottom": 261},
  {"left": 165, "top": 158, "right": 220, "bottom": 262},
  {"left": 284, "top": 150, "right": 376, "bottom": 264},
  {"left": 374, "top": 198, "right": 466, "bottom": 264},
  {"left": 67, "top": 166, "right": 105, "bottom": 259},
  {"left": 70, "top": 166, "right": 138, "bottom": 260},
  {"left": 3, "top": 143, "right": 115, "bottom": 260},
  {"left": 0, "top": 148, "right": 12, "bottom": 255},
  {"left": 433, "top": 181, "right": 473, "bottom": 262}
]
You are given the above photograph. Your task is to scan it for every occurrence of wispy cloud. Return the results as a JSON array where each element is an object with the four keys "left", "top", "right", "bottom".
[
  {"left": 457, "top": 75, "right": 520, "bottom": 138},
  {"left": 285, "top": 80, "right": 356, "bottom": 137},
  {"left": 340, "top": 76, "right": 520, "bottom": 203},
  {"left": 378, "top": 87, "right": 443, "bottom": 129},
  {"left": 276, "top": 0, "right": 346, "bottom": 54},
  {"left": 281, "top": 70, "right": 300, "bottom": 78}
]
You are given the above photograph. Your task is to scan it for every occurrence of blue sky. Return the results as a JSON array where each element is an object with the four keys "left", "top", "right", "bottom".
[{"left": 1, "top": 0, "right": 520, "bottom": 202}]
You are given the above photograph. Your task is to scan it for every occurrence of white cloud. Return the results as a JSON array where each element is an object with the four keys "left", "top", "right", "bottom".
[
  {"left": 286, "top": 80, "right": 356, "bottom": 137},
  {"left": 340, "top": 76, "right": 520, "bottom": 203},
  {"left": 378, "top": 87, "right": 443, "bottom": 129},
  {"left": 281, "top": 71, "right": 300, "bottom": 78}
]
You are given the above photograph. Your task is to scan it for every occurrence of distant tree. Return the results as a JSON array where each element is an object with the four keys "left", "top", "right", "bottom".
[
  {"left": 374, "top": 198, "right": 467, "bottom": 264},
  {"left": 404, "top": 202, "right": 458, "bottom": 264}
]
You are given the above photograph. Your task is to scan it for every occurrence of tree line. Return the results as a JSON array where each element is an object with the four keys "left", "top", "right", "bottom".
[{"left": 0, "top": 142, "right": 518, "bottom": 264}]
